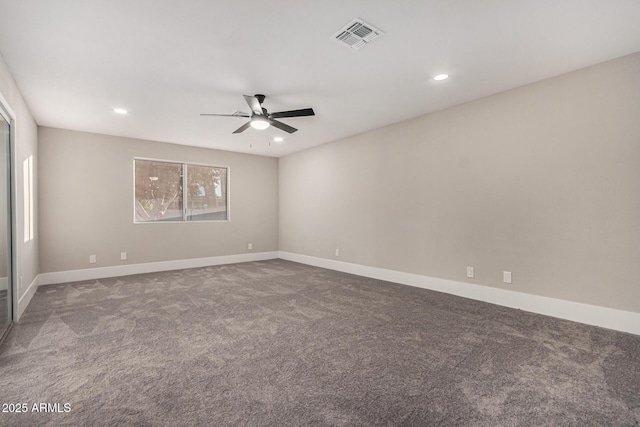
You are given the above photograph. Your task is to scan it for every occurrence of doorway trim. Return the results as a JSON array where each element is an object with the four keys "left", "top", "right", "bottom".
[{"left": 0, "top": 91, "right": 17, "bottom": 328}]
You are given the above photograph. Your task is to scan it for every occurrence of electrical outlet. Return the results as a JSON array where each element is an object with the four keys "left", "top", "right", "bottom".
[
  {"left": 247, "top": 243, "right": 252, "bottom": 250},
  {"left": 120, "top": 252, "right": 127, "bottom": 261},
  {"left": 18, "top": 276, "right": 23, "bottom": 291},
  {"left": 467, "top": 266, "right": 474, "bottom": 278},
  {"left": 335, "top": 248, "right": 340, "bottom": 257},
  {"left": 503, "top": 271, "right": 512, "bottom": 284},
  {"left": 89, "top": 254, "right": 96, "bottom": 264}
]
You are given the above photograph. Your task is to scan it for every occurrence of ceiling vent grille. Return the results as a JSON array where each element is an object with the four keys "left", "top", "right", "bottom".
[{"left": 332, "top": 18, "right": 384, "bottom": 50}]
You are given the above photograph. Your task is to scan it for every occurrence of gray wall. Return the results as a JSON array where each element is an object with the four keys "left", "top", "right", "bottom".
[
  {"left": 279, "top": 52, "right": 640, "bottom": 314},
  {"left": 39, "top": 127, "right": 278, "bottom": 273},
  {"left": 0, "top": 53, "right": 39, "bottom": 303}
]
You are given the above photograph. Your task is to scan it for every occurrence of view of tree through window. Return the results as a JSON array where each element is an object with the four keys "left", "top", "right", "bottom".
[
  {"left": 186, "top": 165, "right": 227, "bottom": 221},
  {"left": 134, "top": 159, "right": 228, "bottom": 222}
]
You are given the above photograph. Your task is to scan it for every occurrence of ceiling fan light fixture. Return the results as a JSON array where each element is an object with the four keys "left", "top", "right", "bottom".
[
  {"left": 250, "top": 117, "right": 270, "bottom": 130},
  {"left": 201, "top": 94, "right": 313, "bottom": 134}
]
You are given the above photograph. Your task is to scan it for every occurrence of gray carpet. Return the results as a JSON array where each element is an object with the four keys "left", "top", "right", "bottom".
[{"left": 1, "top": 260, "right": 639, "bottom": 426}]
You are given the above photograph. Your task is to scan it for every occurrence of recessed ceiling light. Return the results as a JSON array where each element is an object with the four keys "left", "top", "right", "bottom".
[
  {"left": 433, "top": 74, "right": 449, "bottom": 81},
  {"left": 273, "top": 136, "right": 284, "bottom": 142},
  {"left": 113, "top": 108, "right": 128, "bottom": 114}
]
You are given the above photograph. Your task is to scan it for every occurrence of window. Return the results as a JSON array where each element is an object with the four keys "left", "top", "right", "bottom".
[
  {"left": 185, "top": 164, "right": 228, "bottom": 221},
  {"left": 23, "top": 155, "right": 34, "bottom": 242},
  {"left": 134, "top": 159, "right": 228, "bottom": 222}
]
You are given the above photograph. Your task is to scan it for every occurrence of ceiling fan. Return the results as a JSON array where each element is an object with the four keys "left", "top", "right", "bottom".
[{"left": 201, "top": 94, "right": 315, "bottom": 134}]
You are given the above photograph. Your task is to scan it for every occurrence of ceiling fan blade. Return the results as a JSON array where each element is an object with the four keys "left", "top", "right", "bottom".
[
  {"left": 269, "top": 108, "right": 315, "bottom": 119},
  {"left": 232, "top": 121, "right": 252, "bottom": 134},
  {"left": 200, "top": 112, "right": 250, "bottom": 117},
  {"left": 243, "top": 95, "right": 264, "bottom": 116},
  {"left": 269, "top": 119, "right": 298, "bottom": 134}
]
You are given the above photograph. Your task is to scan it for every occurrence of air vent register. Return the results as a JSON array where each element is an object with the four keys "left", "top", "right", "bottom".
[{"left": 332, "top": 18, "right": 384, "bottom": 50}]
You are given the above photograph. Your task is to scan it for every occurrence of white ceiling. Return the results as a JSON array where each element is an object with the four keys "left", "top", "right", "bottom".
[{"left": 1, "top": 1, "right": 640, "bottom": 157}]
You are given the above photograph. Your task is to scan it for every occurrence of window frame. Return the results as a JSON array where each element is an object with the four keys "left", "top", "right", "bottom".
[{"left": 133, "top": 157, "right": 230, "bottom": 224}]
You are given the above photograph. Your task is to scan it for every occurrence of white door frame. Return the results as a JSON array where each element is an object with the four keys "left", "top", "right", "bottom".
[{"left": 0, "top": 91, "right": 17, "bottom": 324}]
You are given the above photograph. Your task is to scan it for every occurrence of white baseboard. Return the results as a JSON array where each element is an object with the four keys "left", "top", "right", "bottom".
[
  {"left": 278, "top": 251, "right": 640, "bottom": 336},
  {"left": 39, "top": 251, "right": 279, "bottom": 286},
  {"left": 0, "top": 277, "right": 7, "bottom": 291},
  {"left": 17, "top": 275, "right": 39, "bottom": 321}
]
